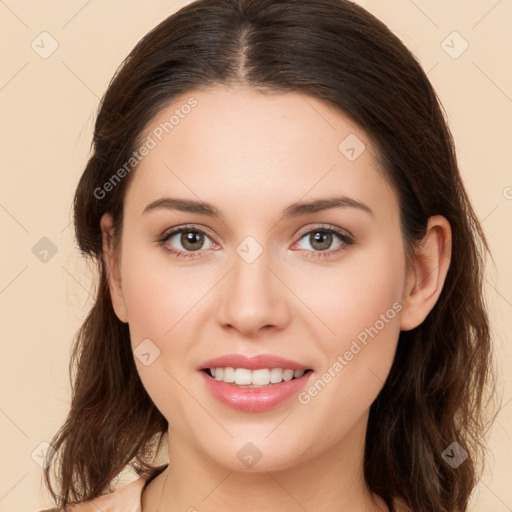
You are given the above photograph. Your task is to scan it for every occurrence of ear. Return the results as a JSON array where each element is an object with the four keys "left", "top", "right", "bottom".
[
  {"left": 100, "top": 213, "right": 128, "bottom": 323},
  {"left": 400, "top": 215, "right": 452, "bottom": 331}
]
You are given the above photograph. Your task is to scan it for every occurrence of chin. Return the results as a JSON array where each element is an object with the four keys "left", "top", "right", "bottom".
[{"left": 198, "top": 435, "right": 314, "bottom": 473}]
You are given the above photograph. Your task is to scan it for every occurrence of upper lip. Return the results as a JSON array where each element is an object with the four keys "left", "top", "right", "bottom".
[{"left": 200, "top": 354, "right": 310, "bottom": 371}]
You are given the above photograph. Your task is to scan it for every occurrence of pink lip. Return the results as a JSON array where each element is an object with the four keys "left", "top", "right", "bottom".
[
  {"left": 200, "top": 353, "right": 310, "bottom": 371},
  {"left": 200, "top": 370, "right": 312, "bottom": 412}
]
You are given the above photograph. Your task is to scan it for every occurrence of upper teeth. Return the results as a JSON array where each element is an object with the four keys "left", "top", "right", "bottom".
[{"left": 209, "top": 367, "right": 305, "bottom": 386}]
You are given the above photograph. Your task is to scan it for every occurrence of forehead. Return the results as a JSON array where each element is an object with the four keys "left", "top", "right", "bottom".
[{"left": 124, "top": 85, "right": 398, "bottom": 222}]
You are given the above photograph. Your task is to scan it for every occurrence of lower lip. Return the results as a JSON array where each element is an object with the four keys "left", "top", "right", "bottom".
[{"left": 200, "top": 371, "right": 312, "bottom": 412}]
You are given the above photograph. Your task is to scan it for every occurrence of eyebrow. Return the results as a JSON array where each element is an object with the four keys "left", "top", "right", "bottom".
[{"left": 142, "top": 195, "right": 374, "bottom": 219}]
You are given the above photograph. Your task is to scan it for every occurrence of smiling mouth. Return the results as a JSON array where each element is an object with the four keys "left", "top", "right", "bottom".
[{"left": 202, "top": 367, "right": 313, "bottom": 387}]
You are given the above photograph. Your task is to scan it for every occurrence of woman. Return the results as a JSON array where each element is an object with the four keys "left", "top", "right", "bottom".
[{"left": 40, "top": 0, "right": 495, "bottom": 511}]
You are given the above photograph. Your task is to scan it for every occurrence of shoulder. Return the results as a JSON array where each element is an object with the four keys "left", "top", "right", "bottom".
[{"left": 36, "top": 475, "right": 148, "bottom": 512}]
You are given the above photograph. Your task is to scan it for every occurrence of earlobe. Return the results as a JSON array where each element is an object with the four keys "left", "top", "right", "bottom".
[
  {"left": 100, "top": 213, "right": 128, "bottom": 323},
  {"left": 400, "top": 215, "right": 452, "bottom": 331}
]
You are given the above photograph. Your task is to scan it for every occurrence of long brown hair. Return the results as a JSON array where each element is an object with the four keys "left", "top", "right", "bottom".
[{"left": 43, "top": 1, "right": 496, "bottom": 510}]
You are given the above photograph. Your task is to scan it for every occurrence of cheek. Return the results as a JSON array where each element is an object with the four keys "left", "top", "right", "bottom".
[
  {"left": 296, "top": 236, "right": 406, "bottom": 346},
  {"left": 118, "top": 246, "right": 194, "bottom": 421},
  {"left": 118, "top": 240, "right": 209, "bottom": 403},
  {"left": 119, "top": 237, "right": 200, "bottom": 342},
  {"left": 294, "top": 236, "right": 406, "bottom": 410}
]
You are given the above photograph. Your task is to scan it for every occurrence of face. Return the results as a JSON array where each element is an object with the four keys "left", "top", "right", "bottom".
[{"left": 104, "top": 85, "right": 412, "bottom": 472}]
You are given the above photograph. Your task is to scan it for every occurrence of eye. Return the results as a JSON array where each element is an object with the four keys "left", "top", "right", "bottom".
[
  {"left": 157, "top": 224, "right": 354, "bottom": 260},
  {"left": 157, "top": 226, "right": 217, "bottom": 259},
  {"left": 292, "top": 225, "right": 354, "bottom": 258}
]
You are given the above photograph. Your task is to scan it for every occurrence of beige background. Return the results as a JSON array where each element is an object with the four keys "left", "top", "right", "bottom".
[{"left": 1, "top": 1, "right": 511, "bottom": 510}]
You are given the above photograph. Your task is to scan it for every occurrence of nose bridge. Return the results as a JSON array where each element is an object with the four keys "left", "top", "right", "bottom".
[{"left": 215, "top": 236, "right": 289, "bottom": 335}]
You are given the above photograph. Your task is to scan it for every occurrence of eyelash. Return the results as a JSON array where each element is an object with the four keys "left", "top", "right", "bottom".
[{"left": 156, "top": 224, "right": 355, "bottom": 260}]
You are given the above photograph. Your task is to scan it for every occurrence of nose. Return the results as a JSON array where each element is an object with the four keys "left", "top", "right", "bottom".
[{"left": 215, "top": 244, "right": 291, "bottom": 337}]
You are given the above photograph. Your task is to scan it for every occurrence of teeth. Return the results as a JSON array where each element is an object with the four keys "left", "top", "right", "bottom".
[
  {"left": 283, "top": 369, "right": 294, "bottom": 381},
  {"left": 270, "top": 368, "right": 283, "bottom": 383},
  {"left": 252, "top": 369, "right": 270, "bottom": 386},
  {"left": 223, "top": 367, "right": 235, "bottom": 383},
  {"left": 208, "top": 367, "right": 307, "bottom": 386},
  {"left": 234, "top": 368, "right": 252, "bottom": 385}
]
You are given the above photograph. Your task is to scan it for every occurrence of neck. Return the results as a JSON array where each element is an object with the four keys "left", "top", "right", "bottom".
[{"left": 144, "top": 413, "right": 388, "bottom": 512}]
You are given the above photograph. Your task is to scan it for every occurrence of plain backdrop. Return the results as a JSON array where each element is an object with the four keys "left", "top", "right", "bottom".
[{"left": 0, "top": 1, "right": 511, "bottom": 510}]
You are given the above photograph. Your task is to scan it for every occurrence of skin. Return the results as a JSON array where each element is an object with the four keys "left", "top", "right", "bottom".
[{"left": 101, "top": 85, "right": 451, "bottom": 511}]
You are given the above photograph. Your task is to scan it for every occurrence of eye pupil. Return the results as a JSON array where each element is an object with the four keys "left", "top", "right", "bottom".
[
  {"left": 310, "top": 231, "right": 332, "bottom": 251},
  {"left": 182, "top": 230, "right": 204, "bottom": 251}
]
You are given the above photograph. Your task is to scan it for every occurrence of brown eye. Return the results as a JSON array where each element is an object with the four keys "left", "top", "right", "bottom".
[
  {"left": 297, "top": 229, "right": 342, "bottom": 252},
  {"left": 293, "top": 225, "right": 355, "bottom": 258},
  {"left": 308, "top": 231, "right": 333, "bottom": 251},
  {"left": 180, "top": 230, "right": 205, "bottom": 251},
  {"left": 160, "top": 227, "right": 216, "bottom": 257}
]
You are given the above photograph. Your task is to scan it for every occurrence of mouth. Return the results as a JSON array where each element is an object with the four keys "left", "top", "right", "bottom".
[
  {"left": 199, "top": 354, "right": 314, "bottom": 412},
  {"left": 202, "top": 367, "right": 313, "bottom": 387}
]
